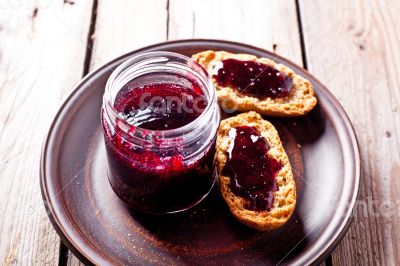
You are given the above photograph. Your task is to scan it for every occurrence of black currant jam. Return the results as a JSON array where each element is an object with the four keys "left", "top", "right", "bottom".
[
  {"left": 213, "top": 59, "right": 293, "bottom": 99},
  {"left": 101, "top": 52, "right": 220, "bottom": 214},
  {"left": 115, "top": 83, "right": 207, "bottom": 130},
  {"left": 222, "top": 126, "right": 283, "bottom": 211}
]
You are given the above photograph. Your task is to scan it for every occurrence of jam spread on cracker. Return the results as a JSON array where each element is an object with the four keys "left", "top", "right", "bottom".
[
  {"left": 222, "top": 126, "right": 283, "bottom": 211},
  {"left": 214, "top": 59, "right": 292, "bottom": 99}
]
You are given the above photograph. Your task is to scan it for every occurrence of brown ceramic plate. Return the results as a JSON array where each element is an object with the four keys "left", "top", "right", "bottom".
[{"left": 40, "top": 40, "right": 360, "bottom": 265}]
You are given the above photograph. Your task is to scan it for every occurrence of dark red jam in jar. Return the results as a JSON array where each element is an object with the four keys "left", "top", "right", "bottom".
[
  {"left": 213, "top": 59, "right": 293, "bottom": 99},
  {"left": 101, "top": 52, "right": 220, "bottom": 214},
  {"left": 222, "top": 126, "right": 283, "bottom": 211}
]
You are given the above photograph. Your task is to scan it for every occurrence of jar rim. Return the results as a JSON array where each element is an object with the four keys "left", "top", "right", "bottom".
[{"left": 103, "top": 51, "right": 217, "bottom": 141}]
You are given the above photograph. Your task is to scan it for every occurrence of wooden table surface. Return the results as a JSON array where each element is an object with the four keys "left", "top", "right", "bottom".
[{"left": 0, "top": 0, "right": 399, "bottom": 265}]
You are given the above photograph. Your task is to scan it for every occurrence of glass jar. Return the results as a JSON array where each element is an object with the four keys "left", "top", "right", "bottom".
[{"left": 101, "top": 51, "right": 220, "bottom": 214}]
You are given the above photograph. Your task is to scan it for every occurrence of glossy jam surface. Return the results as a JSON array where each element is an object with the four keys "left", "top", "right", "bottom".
[
  {"left": 222, "top": 126, "right": 283, "bottom": 211},
  {"left": 213, "top": 59, "right": 292, "bottom": 99},
  {"left": 103, "top": 82, "right": 215, "bottom": 213},
  {"left": 115, "top": 83, "right": 207, "bottom": 130}
]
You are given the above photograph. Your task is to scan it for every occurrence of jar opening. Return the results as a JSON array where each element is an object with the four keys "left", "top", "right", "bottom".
[{"left": 103, "top": 51, "right": 219, "bottom": 144}]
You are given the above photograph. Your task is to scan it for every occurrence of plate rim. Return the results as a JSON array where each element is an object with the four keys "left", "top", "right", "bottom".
[{"left": 40, "top": 39, "right": 361, "bottom": 266}]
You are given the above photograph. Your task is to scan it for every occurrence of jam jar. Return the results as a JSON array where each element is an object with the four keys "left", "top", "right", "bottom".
[{"left": 101, "top": 52, "right": 220, "bottom": 214}]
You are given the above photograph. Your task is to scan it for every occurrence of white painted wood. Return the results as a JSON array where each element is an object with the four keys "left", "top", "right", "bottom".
[
  {"left": 0, "top": 0, "right": 94, "bottom": 265},
  {"left": 90, "top": 0, "right": 168, "bottom": 70},
  {"left": 168, "top": 0, "right": 303, "bottom": 65},
  {"left": 300, "top": 0, "right": 400, "bottom": 265}
]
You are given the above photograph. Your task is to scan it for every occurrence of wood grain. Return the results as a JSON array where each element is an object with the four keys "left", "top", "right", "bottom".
[
  {"left": 89, "top": 0, "right": 168, "bottom": 70},
  {"left": 299, "top": 0, "right": 400, "bottom": 265},
  {"left": 168, "top": 0, "right": 303, "bottom": 66},
  {"left": 0, "top": 0, "right": 94, "bottom": 265}
]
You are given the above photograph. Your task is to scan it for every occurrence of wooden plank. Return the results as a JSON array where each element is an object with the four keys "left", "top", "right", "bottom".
[
  {"left": 0, "top": 0, "right": 93, "bottom": 265},
  {"left": 67, "top": 0, "right": 168, "bottom": 264},
  {"left": 299, "top": 0, "right": 400, "bottom": 265},
  {"left": 89, "top": 0, "right": 168, "bottom": 69},
  {"left": 168, "top": 0, "right": 303, "bottom": 65}
]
